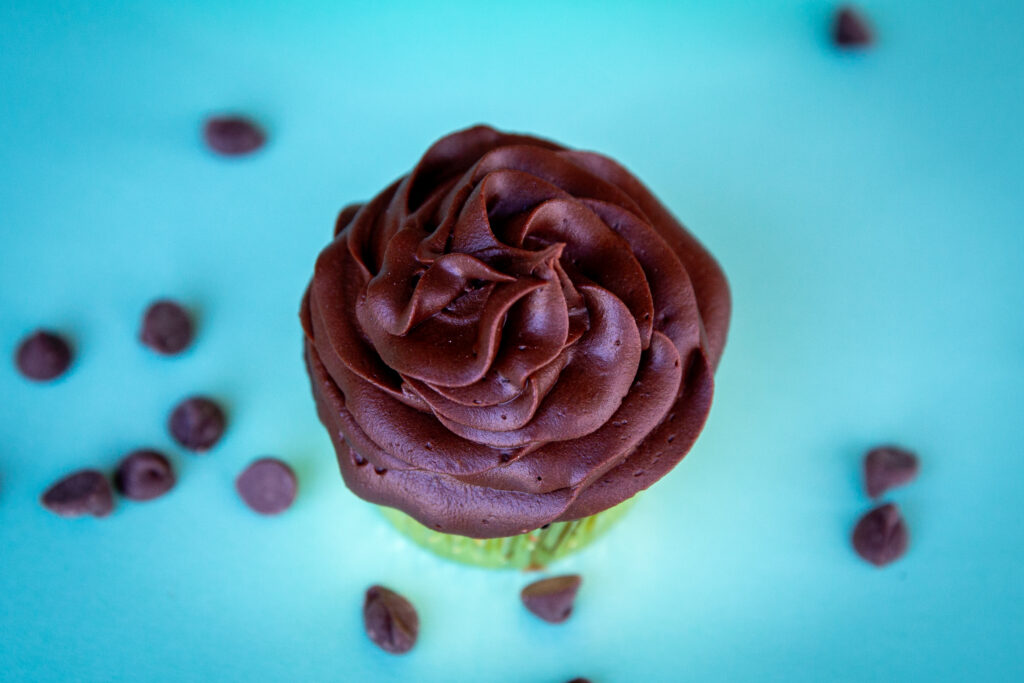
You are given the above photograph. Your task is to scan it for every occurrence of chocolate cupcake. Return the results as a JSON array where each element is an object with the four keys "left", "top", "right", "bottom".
[{"left": 302, "top": 125, "right": 730, "bottom": 568}]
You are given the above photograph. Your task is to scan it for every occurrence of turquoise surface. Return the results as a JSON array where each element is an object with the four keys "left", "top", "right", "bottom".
[{"left": 2, "top": 1, "right": 1022, "bottom": 681}]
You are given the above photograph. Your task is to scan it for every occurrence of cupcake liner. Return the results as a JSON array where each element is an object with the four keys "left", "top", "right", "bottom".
[{"left": 379, "top": 497, "right": 635, "bottom": 570}]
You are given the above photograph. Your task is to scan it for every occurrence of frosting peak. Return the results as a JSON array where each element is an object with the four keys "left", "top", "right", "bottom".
[{"left": 302, "top": 126, "right": 730, "bottom": 538}]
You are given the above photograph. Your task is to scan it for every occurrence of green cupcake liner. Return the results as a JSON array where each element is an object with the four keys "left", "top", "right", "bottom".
[{"left": 379, "top": 498, "right": 635, "bottom": 570}]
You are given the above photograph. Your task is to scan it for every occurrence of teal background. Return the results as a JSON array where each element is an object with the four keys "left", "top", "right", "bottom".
[{"left": 2, "top": 1, "right": 1022, "bottom": 681}]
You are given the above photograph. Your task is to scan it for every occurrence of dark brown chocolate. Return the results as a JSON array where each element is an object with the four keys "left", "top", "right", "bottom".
[
  {"left": 235, "top": 458, "right": 297, "bottom": 515},
  {"left": 169, "top": 396, "right": 226, "bottom": 452},
  {"left": 864, "top": 446, "right": 919, "bottom": 499},
  {"left": 203, "top": 116, "right": 265, "bottom": 156},
  {"left": 302, "top": 126, "right": 730, "bottom": 538},
  {"left": 852, "top": 503, "right": 909, "bottom": 567},
  {"left": 520, "top": 574, "right": 582, "bottom": 624},
  {"left": 114, "top": 450, "right": 175, "bottom": 501},
  {"left": 41, "top": 470, "right": 113, "bottom": 518},
  {"left": 15, "top": 330, "right": 72, "bottom": 381},
  {"left": 140, "top": 300, "right": 193, "bottom": 355},
  {"left": 833, "top": 6, "right": 873, "bottom": 48},
  {"left": 363, "top": 585, "right": 419, "bottom": 654}
]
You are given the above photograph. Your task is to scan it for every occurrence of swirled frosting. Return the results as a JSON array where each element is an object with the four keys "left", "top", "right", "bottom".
[{"left": 302, "top": 126, "right": 730, "bottom": 538}]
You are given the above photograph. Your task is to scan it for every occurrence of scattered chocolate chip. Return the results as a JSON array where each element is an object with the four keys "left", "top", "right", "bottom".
[
  {"left": 169, "top": 396, "right": 226, "bottom": 452},
  {"left": 864, "top": 446, "right": 919, "bottom": 499},
  {"left": 15, "top": 331, "right": 72, "bottom": 381},
  {"left": 140, "top": 300, "right": 193, "bottom": 355},
  {"left": 832, "top": 6, "right": 873, "bottom": 48},
  {"left": 235, "top": 458, "right": 297, "bottom": 515},
  {"left": 41, "top": 470, "right": 113, "bottom": 518},
  {"left": 852, "top": 503, "right": 909, "bottom": 567},
  {"left": 203, "top": 116, "right": 265, "bottom": 156},
  {"left": 363, "top": 585, "right": 419, "bottom": 654},
  {"left": 520, "top": 574, "right": 582, "bottom": 624},
  {"left": 114, "top": 450, "right": 176, "bottom": 501}
]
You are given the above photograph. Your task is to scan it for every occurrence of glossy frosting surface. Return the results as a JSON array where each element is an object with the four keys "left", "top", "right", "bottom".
[{"left": 304, "top": 126, "right": 730, "bottom": 537}]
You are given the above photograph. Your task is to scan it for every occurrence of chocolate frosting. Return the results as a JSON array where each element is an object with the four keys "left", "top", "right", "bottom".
[{"left": 302, "top": 126, "right": 730, "bottom": 538}]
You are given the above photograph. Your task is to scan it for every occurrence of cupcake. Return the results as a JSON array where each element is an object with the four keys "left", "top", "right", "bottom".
[{"left": 301, "top": 125, "right": 730, "bottom": 568}]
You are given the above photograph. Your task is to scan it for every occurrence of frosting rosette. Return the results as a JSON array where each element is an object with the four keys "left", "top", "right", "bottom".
[{"left": 302, "top": 125, "right": 730, "bottom": 538}]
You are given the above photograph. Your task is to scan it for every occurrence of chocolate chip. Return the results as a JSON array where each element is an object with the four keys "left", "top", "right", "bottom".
[
  {"left": 832, "top": 6, "right": 873, "bottom": 48},
  {"left": 169, "top": 396, "right": 226, "bottom": 452},
  {"left": 363, "top": 585, "right": 419, "bottom": 654},
  {"left": 15, "top": 331, "right": 72, "bottom": 381},
  {"left": 41, "top": 470, "right": 113, "bottom": 518},
  {"left": 235, "top": 458, "right": 297, "bottom": 515},
  {"left": 864, "top": 446, "right": 919, "bottom": 499},
  {"left": 114, "top": 450, "right": 175, "bottom": 501},
  {"left": 520, "top": 574, "right": 582, "bottom": 624},
  {"left": 140, "top": 300, "right": 193, "bottom": 355},
  {"left": 567, "top": 679, "right": 593, "bottom": 683},
  {"left": 852, "top": 503, "right": 909, "bottom": 567},
  {"left": 203, "top": 116, "right": 265, "bottom": 156}
]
